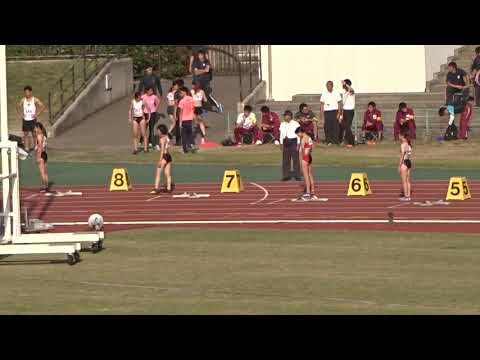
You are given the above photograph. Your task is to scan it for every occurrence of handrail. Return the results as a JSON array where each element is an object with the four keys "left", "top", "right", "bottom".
[
  {"left": 47, "top": 52, "right": 128, "bottom": 125},
  {"left": 207, "top": 45, "right": 262, "bottom": 101}
]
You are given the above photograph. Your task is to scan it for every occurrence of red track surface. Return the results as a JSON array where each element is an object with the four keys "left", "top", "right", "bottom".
[{"left": 20, "top": 180, "right": 480, "bottom": 233}]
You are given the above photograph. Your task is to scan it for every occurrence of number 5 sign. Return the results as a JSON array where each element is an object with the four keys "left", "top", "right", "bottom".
[
  {"left": 446, "top": 177, "right": 471, "bottom": 201},
  {"left": 347, "top": 173, "right": 373, "bottom": 196},
  {"left": 221, "top": 170, "right": 244, "bottom": 193}
]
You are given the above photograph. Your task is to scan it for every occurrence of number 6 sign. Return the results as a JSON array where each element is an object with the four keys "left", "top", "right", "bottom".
[{"left": 347, "top": 173, "right": 373, "bottom": 197}]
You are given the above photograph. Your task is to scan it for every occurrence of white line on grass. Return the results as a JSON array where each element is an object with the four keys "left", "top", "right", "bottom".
[{"left": 249, "top": 182, "right": 269, "bottom": 205}]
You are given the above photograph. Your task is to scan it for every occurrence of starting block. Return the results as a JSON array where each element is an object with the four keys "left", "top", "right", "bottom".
[
  {"left": 347, "top": 173, "right": 372, "bottom": 196},
  {"left": 110, "top": 168, "right": 131, "bottom": 192},
  {"left": 446, "top": 177, "right": 471, "bottom": 201},
  {"left": 221, "top": 170, "right": 244, "bottom": 193}
]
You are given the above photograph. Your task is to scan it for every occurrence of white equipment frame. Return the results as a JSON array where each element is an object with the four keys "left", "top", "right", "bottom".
[{"left": 0, "top": 45, "right": 103, "bottom": 265}]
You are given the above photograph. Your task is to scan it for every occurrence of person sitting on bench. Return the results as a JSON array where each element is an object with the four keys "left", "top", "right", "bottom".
[
  {"left": 258, "top": 106, "right": 280, "bottom": 145},
  {"left": 295, "top": 103, "right": 319, "bottom": 141},
  {"left": 234, "top": 105, "right": 260, "bottom": 146},
  {"left": 362, "top": 101, "right": 383, "bottom": 143}
]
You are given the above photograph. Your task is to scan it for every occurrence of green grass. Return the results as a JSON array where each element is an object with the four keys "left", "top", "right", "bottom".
[
  {"left": 6, "top": 59, "right": 94, "bottom": 131},
  {"left": 49, "top": 139, "right": 480, "bottom": 169},
  {"left": 1, "top": 228, "right": 480, "bottom": 314}
]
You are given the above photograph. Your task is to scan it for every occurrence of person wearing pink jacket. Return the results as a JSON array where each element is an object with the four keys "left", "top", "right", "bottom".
[{"left": 142, "top": 87, "right": 161, "bottom": 149}]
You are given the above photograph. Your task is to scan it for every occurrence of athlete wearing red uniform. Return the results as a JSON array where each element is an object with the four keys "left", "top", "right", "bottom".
[
  {"left": 295, "top": 127, "right": 317, "bottom": 201},
  {"left": 394, "top": 103, "right": 416, "bottom": 141}
]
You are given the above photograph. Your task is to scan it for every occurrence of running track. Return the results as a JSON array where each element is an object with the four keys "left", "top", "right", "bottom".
[{"left": 18, "top": 180, "right": 480, "bottom": 233}]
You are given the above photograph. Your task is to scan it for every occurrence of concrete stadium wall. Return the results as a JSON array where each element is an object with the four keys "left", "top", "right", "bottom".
[
  {"left": 424, "top": 45, "right": 462, "bottom": 81},
  {"left": 261, "top": 45, "right": 427, "bottom": 101},
  {"left": 237, "top": 80, "right": 267, "bottom": 113},
  {"left": 51, "top": 58, "right": 133, "bottom": 137}
]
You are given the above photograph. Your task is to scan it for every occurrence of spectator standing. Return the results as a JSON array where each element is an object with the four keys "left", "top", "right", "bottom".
[
  {"left": 16, "top": 86, "right": 46, "bottom": 152},
  {"left": 295, "top": 103, "right": 319, "bottom": 141},
  {"left": 138, "top": 65, "right": 163, "bottom": 97},
  {"left": 320, "top": 81, "right": 343, "bottom": 145},
  {"left": 173, "top": 79, "right": 185, "bottom": 146},
  {"left": 189, "top": 45, "right": 209, "bottom": 78},
  {"left": 166, "top": 82, "right": 179, "bottom": 139},
  {"left": 234, "top": 105, "right": 260, "bottom": 146},
  {"left": 280, "top": 110, "right": 301, "bottom": 181},
  {"left": 446, "top": 62, "right": 469, "bottom": 106},
  {"left": 471, "top": 47, "right": 480, "bottom": 107},
  {"left": 259, "top": 106, "right": 281, "bottom": 145},
  {"left": 142, "top": 87, "right": 161, "bottom": 149},
  {"left": 341, "top": 79, "right": 355, "bottom": 148},
  {"left": 177, "top": 87, "right": 196, "bottom": 154},
  {"left": 192, "top": 50, "right": 223, "bottom": 113},
  {"left": 362, "top": 102, "right": 383, "bottom": 142},
  {"left": 394, "top": 102, "right": 416, "bottom": 141}
]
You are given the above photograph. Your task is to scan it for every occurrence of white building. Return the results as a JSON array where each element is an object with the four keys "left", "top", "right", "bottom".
[{"left": 261, "top": 45, "right": 461, "bottom": 101}]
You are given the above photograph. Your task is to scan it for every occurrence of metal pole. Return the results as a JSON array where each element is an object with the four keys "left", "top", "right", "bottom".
[
  {"left": 267, "top": 45, "right": 272, "bottom": 100},
  {"left": 0, "top": 45, "right": 12, "bottom": 240},
  {"left": 258, "top": 45, "right": 263, "bottom": 82},
  {"left": 249, "top": 50, "right": 252, "bottom": 93}
]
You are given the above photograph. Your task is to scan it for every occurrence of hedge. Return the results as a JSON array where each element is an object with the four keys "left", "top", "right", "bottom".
[{"left": 6, "top": 45, "right": 190, "bottom": 80}]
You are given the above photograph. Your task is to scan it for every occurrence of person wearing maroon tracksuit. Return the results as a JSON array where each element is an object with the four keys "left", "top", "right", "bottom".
[
  {"left": 459, "top": 97, "right": 474, "bottom": 140},
  {"left": 258, "top": 106, "right": 281, "bottom": 145},
  {"left": 394, "top": 102, "right": 416, "bottom": 141},
  {"left": 295, "top": 103, "right": 318, "bottom": 141},
  {"left": 362, "top": 102, "right": 384, "bottom": 141}
]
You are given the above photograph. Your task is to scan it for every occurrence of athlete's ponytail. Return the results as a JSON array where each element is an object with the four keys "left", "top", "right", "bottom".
[
  {"left": 35, "top": 122, "right": 47, "bottom": 138},
  {"left": 400, "top": 128, "right": 411, "bottom": 147}
]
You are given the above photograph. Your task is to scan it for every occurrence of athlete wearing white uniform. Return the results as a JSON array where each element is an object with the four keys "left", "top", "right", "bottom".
[
  {"left": 151, "top": 124, "right": 174, "bottom": 194},
  {"left": 129, "top": 92, "right": 150, "bottom": 154},
  {"left": 191, "top": 87, "right": 206, "bottom": 115},
  {"left": 191, "top": 82, "right": 208, "bottom": 142},
  {"left": 132, "top": 99, "right": 145, "bottom": 122},
  {"left": 16, "top": 86, "right": 46, "bottom": 151}
]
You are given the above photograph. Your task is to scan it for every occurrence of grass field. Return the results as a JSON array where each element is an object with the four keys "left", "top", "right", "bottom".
[
  {"left": 1, "top": 228, "right": 480, "bottom": 314},
  {"left": 49, "top": 140, "right": 480, "bottom": 169},
  {"left": 6, "top": 59, "right": 91, "bottom": 131}
]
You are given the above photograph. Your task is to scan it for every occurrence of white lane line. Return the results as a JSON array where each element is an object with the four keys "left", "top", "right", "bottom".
[
  {"left": 146, "top": 195, "right": 163, "bottom": 202},
  {"left": 49, "top": 219, "right": 480, "bottom": 226},
  {"left": 23, "top": 194, "right": 38, "bottom": 200},
  {"left": 249, "top": 182, "right": 269, "bottom": 205},
  {"left": 266, "top": 198, "right": 286, "bottom": 205},
  {"left": 388, "top": 202, "right": 412, "bottom": 209}
]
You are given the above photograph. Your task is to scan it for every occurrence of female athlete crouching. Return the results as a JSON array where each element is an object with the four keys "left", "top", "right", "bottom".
[
  {"left": 295, "top": 127, "right": 318, "bottom": 201},
  {"left": 150, "top": 125, "right": 174, "bottom": 194}
]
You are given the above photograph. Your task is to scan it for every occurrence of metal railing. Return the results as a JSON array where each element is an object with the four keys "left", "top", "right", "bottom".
[
  {"left": 47, "top": 51, "right": 128, "bottom": 125},
  {"left": 207, "top": 45, "right": 262, "bottom": 101}
]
